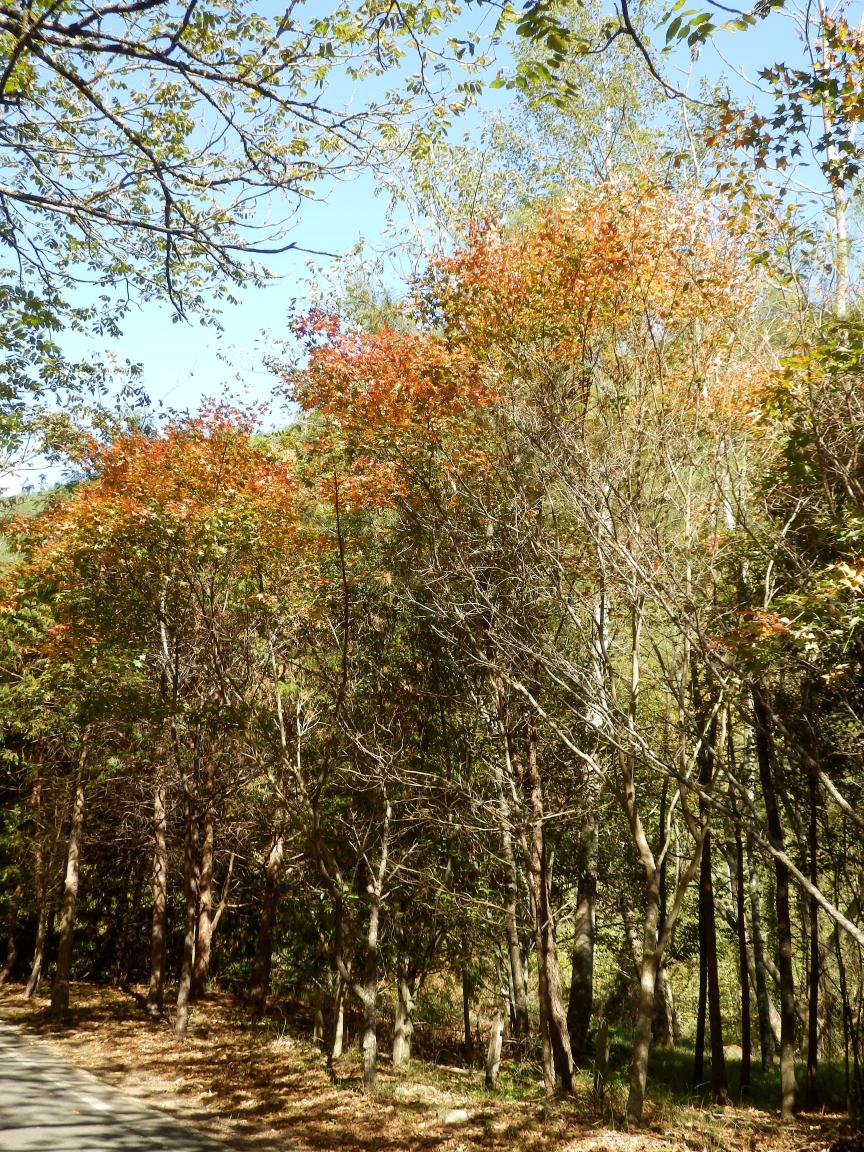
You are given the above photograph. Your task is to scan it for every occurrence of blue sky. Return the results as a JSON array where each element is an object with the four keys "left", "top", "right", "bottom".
[{"left": 9, "top": 0, "right": 844, "bottom": 492}]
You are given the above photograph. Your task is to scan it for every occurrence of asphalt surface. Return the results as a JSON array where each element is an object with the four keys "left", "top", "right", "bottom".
[{"left": 0, "top": 1020, "right": 235, "bottom": 1151}]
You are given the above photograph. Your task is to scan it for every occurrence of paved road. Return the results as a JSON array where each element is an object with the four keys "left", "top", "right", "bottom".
[{"left": 0, "top": 1021, "right": 236, "bottom": 1151}]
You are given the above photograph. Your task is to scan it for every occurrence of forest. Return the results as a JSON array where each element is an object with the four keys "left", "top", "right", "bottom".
[{"left": 0, "top": 0, "right": 863, "bottom": 1148}]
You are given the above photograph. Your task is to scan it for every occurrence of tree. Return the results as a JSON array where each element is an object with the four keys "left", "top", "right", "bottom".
[
  {"left": 12, "top": 407, "right": 306, "bottom": 1028},
  {"left": 286, "top": 175, "right": 768, "bottom": 1117},
  {"left": 0, "top": 0, "right": 491, "bottom": 457}
]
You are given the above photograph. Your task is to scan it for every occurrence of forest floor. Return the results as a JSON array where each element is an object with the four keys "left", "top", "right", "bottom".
[{"left": 0, "top": 984, "right": 855, "bottom": 1152}]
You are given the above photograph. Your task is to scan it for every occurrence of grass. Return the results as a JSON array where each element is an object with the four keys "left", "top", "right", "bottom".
[{"left": 0, "top": 983, "right": 855, "bottom": 1152}]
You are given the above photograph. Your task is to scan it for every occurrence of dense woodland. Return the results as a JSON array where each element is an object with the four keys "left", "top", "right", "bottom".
[{"left": 0, "top": 0, "right": 863, "bottom": 1138}]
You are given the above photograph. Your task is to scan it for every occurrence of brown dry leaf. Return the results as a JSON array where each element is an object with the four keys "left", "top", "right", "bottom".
[{"left": 0, "top": 985, "right": 850, "bottom": 1152}]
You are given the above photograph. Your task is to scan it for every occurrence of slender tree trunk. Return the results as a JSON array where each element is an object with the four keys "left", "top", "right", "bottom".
[
  {"left": 499, "top": 791, "right": 530, "bottom": 1037},
  {"left": 25, "top": 893, "right": 52, "bottom": 1000},
  {"left": 694, "top": 910, "right": 708, "bottom": 1085},
  {"left": 568, "top": 808, "right": 597, "bottom": 1062},
  {"left": 461, "top": 955, "right": 473, "bottom": 1066},
  {"left": 623, "top": 593, "right": 658, "bottom": 1128},
  {"left": 523, "top": 722, "right": 574, "bottom": 1094},
  {"left": 752, "top": 686, "right": 796, "bottom": 1120},
  {"left": 485, "top": 1002, "right": 505, "bottom": 1090},
  {"left": 330, "top": 978, "right": 345, "bottom": 1061},
  {"left": 622, "top": 794, "right": 706, "bottom": 1124},
  {"left": 654, "top": 963, "right": 676, "bottom": 1048},
  {"left": 0, "top": 883, "right": 21, "bottom": 984},
  {"left": 746, "top": 827, "right": 778, "bottom": 1064},
  {"left": 806, "top": 756, "right": 820, "bottom": 1105},
  {"left": 175, "top": 782, "right": 199, "bottom": 1040},
  {"left": 25, "top": 776, "right": 47, "bottom": 1000},
  {"left": 834, "top": 921, "right": 853, "bottom": 1112},
  {"left": 146, "top": 778, "right": 168, "bottom": 1016},
  {"left": 691, "top": 691, "right": 728, "bottom": 1102},
  {"left": 627, "top": 875, "right": 661, "bottom": 1128},
  {"left": 731, "top": 802, "right": 752, "bottom": 1094},
  {"left": 652, "top": 781, "right": 674, "bottom": 1052},
  {"left": 624, "top": 900, "right": 675, "bottom": 1047},
  {"left": 191, "top": 763, "right": 215, "bottom": 1000},
  {"left": 51, "top": 754, "right": 87, "bottom": 1021},
  {"left": 360, "top": 884, "right": 381, "bottom": 1090},
  {"left": 392, "top": 966, "right": 414, "bottom": 1067},
  {"left": 352, "top": 799, "right": 390, "bottom": 1092},
  {"left": 249, "top": 825, "right": 285, "bottom": 1015},
  {"left": 116, "top": 857, "right": 144, "bottom": 989},
  {"left": 327, "top": 897, "right": 347, "bottom": 1068},
  {"left": 703, "top": 826, "right": 730, "bottom": 1103},
  {"left": 493, "top": 683, "right": 530, "bottom": 1038}
]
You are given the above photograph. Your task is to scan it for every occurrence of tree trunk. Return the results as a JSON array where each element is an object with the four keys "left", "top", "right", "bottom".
[
  {"left": 622, "top": 781, "right": 706, "bottom": 1122},
  {"left": 25, "top": 776, "right": 47, "bottom": 1000},
  {"left": 652, "top": 780, "right": 675, "bottom": 1052},
  {"left": 360, "top": 887, "right": 381, "bottom": 1090},
  {"left": 731, "top": 802, "right": 752, "bottom": 1094},
  {"left": 146, "top": 778, "right": 168, "bottom": 1016},
  {"left": 461, "top": 957, "right": 473, "bottom": 1066},
  {"left": 485, "top": 1003, "right": 505, "bottom": 1090},
  {"left": 752, "top": 686, "right": 796, "bottom": 1120},
  {"left": 326, "top": 896, "right": 348, "bottom": 1070},
  {"left": 594, "top": 1018, "right": 609, "bottom": 1101},
  {"left": 25, "top": 895, "right": 52, "bottom": 1000},
  {"left": 806, "top": 756, "right": 820, "bottom": 1106},
  {"left": 694, "top": 911, "right": 708, "bottom": 1085},
  {"left": 249, "top": 825, "right": 285, "bottom": 1015},
  {"left": 522, "top": 723, "right": 574, "bottom": 1095},
  {"left": 568, "top": 808, "right": 597, "bottom": 1062},
  {"left": 746, "top": 827, "right": 779, "bottom": 1064},
  {"left": 191, "top": 767, "right": 215, "bottom": 1000},
  {"left": 493, "top": 683, "right": 530, "bottom": 1039},
  {"left": 496, "top": 777, "right": 530, "bottom": 1038},
  {"left": 690, "top": 689, "right": 728, "bottom": 1102},
  {"left": 702, "top": 825, "right": 730, "bottom": 1103},
  {"left": 623, "top": 900, "right": 675, "bottom": 1047},
  {"left": 392, "top": 967, "right": 414, "bottom": 1067},
  {"left": 51, "top": 758, "right": 87, "bottom": 1021},
  {"left": 653, "top": 961, "right": 676, "bottom": 1048},
  {"left": 0, "top": 883, "right": 21, "bottom": 985},
  {"left": 351, "top": 799, "right": 390, "bottom": 1093},
  {"left": 116, "top": 856, "right": 144, "bottom": 989},
  {"left": 626, "top": 875, "right": 661, "bottom": 1128},
  {"left": 174, "top": 783, "right": 199, "bottom": 1040},
  {"left": 330, "top": 979, "right": 345, "bottom": 1061}
]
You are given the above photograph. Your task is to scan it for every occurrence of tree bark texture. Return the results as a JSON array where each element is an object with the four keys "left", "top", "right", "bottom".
[
  {"left": 702, "top": 825, "right": 730, "bottom": 1102},
  {"left": 568, "top": 808, "right": 597, "bottom": 1062},
  {"left": 146, "top": 779, "right": 168, "bottom": 1016},
  {"left": 392, "top": 967, "right": 415, "bottom": 1067},
  {"left": 461, "top": 958, "right": 473, "bottom": 1065},
  {"left": 753, "top": 686, "right": 797, "bottom": 1119},
  {"left": 746, "top": 826, "right": 779, "bottom": 1065},
  {"left": 626, "top": 875, "right": 661, "bottom": 1128},
  {"left": 494, "top": 758, "right": 530, "bottom": 1039},
  {"left": 191, "top": 763, "right": 215, "bottom": 1000},
  {"left": 0, "top": 883, "right": 21, "bottom": 984},
  {"left": 174, "top": 783, "right": 200, "bottom": 1040},
  {"left": 249, "top": 824, "right": 286, "bottom": 1015},
  {"left": 494, "top": 683, "right": 530, "bottom": 1039},
  {"left": 51, "top": 759, "right": 87, "bottom": 1021},
  {"left": 360, "top": 884, "right": 381, "bottom": 1090},
  {"left": 807, "top": 756, "right": 820, "bottom": 1105},
  {"left": 485, "top": 1003, "right": 505, "bottom": 1089},
  {"left": 25, "top": 895, "right": 52, "bottom": 1000},
  {"left": 732, "top": 807, "right": 752, "bottom": 1093},
  {"left": 522, "top": 723, "right": 574, "bottom": 1095}
]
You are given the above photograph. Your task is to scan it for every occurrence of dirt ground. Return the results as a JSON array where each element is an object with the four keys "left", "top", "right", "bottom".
[{"left": 0, "top": 983, "right": 852, "bottom": 1152}]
